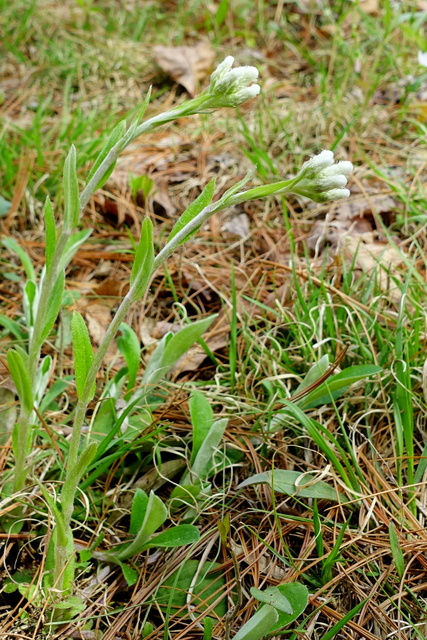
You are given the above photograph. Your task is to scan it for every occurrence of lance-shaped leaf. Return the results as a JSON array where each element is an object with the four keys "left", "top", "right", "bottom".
[
  {"left": 221, "top": 168, "right": 255, "bottom": 203},
  {"left": 87, "top": 120, "right": 126, "bottom": 191},
  {"left": 296, "top": 364, "right": 382, "bottom": 410},
  {"left": 183, "top": 417, "right": 228, "bottom": 485},
  {"left": 121, "top": 87, "right": 152, "bottom": 146},
  {"left": 63, "top": 145, "right": 80, "bottom": 230},
  {"left": 117, "top": 322, "right": 141, "bottom": 396},
  {"left": 189, "top": 391, "right": 214, "bottom": 464},
  {"left": 232, "top": 604, "right": 278, "bottom": 640},
  {"left": 40, "top": 271, "right": 65, "bottom": 343},
  {"left": 250, "top": 586, "right": 292, "bottom": 614},
  {"left": 43, "top": 196, "right": 56, "bottom": 273},
  {"left": 144, "top": 524, "right": 199, "bottom": 549},
  {"left": 0, "top": 314, "right": 27, "bottom": 341},
  {"left": 130, "top": 217, "right": 154, "bottom": 300},
  {"left": 1, "top": 236, "right": 36, "bottom": 282},
  {"left": 72, "top": 311, "right": 94, "bottom": 400},
  {"left": 61, "top": 442, "right": 98, "bottom": 515},
  {"left": 59, "top": 228, "right": 93, "bottom": 271},
  {"left": 141, "top": 315, "right": 217, "bottom": 390},
  {"left": 23, "top": 281, "right": 38, "bottom": 329},
  {"left": 238, "top": 469, "right": 340, "bottom": 502},
  {"left": 112, "top": 491, "right": 168, "bottom": 561},
  {"left": 129, "top": 488, "right": 149, "bottom": 535},
  {"left": 168, "top": 178, "right": 215, "bottom": 246},
  {"left": 7, "top": 349, "right": 33, "bottom": 413}
]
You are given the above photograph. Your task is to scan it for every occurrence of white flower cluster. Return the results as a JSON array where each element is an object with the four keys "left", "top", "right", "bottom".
[
  {"left": 293, "top": 150, "right": 353, "bottom": 203},
  {"left": 207, "top": 56, "right": 260, "bottom": 107}
]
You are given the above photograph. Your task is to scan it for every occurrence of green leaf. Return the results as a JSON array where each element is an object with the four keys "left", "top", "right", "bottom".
[
  {"left": 1, "top": 236, "right": 36, "bottom": 282},
  {"left": 114, "top": 491, "right": 168, "bottom": 561},
  {"left": 238, "top": 470, "right": 340, "bottom": 502},
  {"left": 117, "top": 322, "right": 141, "bottom": 395},
  {"left": 155, "top": 560, "right": 227, "bottom": 617},
  {"left": 259, "top": 583, "right": 309, "bottom": 629},
  {"left": 144, "top": 524, "right": 199, "bottom": 549},
  {"left": 23, "top": 280, "right": 37, "bottom": 328},
  {"left": 294, "top": 354, "right": 330, "bottom": 395},
  {"left": 63, "top": 144, "right": 80, "bottom": 229},
  {"left": 233, "top": 604, "right": 279, "bottom": 640},
  {"left": 0, "top": 314, "right": 27, "bottom": 341},
  {"left": 215, "top": 0, "right": 229, "bottom": 26},
  {"left": 184, "top": 418, "right": 228, "bottom": 485},
  {"left": 39, "top": 377, "right": 71, "bottom": 413},
  {"left": 40, "top": 271, "right": 64, "bottom": 342},
  {"left": 87, "top": 120, "right": 126, "bottom": 190},
  {"left": 250, "top": 586, "right": 293, "bottom": 614},
  {"left": 119, "top": 562, "right": 138, "bottom": 586},
  {"left": 51, "top": 595, "right": 86, "bottom": 613},
  {"left": 129, "top": 173, "right": 154, "bottom": 199},
  {"left": 141, "top": 315, "right": 216, "bottom": 390},
  {"left": 59, "top": 229, "right": 93, "bottom": 271},
  {"left": 297, "top": 365, "right": 382, "bottom": 410},
  {"left": 169, "top": 484, "right": 201, "bottom": 510},
  {"left": 130, "top": 217, "right": 154, "bottom": 300},
  {"left": 7, "top": 349, "right": 33, "bottom": 413},
  {"left": 320, "top": 598, "right": 368, "bottom": 640},
  {"left": 121, "top": 88, "right": 152, "bottom": 146},
  {"left": 168, "top": 178, "right": 215, "bottom": 245},
  {"left": 71, "top": 311, "right": 94, "bottom": 400},
  {"left": 43, "top": 196, "right": 56, "bottom": 272},
  {"left": 129, "top": 488, "right": 149, "bottom": 535},
  {"left": 221, "top": 168, "right": 255, "bottom": 202},
  {"left": 0, "top": 195, "right": 11, "bottom": 216},
  {"left": 60, "top": 442, "right": 98, "bottom": 523},
  {"left": 389, "top": 523, "right": 405, "bottom": 579},
  {"left": 189, "top": 391, "right": 214, "bottom": 463},
  {"left": 203, "top": 617, "right": 213, "bottom": 640}
]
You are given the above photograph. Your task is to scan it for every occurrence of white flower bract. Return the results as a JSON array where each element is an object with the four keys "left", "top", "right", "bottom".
[
  {"left": 207, "top": 56, "right": 260, "bottom": 107},
  {"left": 293, "top": 150, "right": 353, "bottom": 203}
]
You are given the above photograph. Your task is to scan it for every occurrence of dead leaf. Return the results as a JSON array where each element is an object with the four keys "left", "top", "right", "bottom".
[
  {"left": 152, "top": 180, "right": 177, "bottom": 218},
  {"left": 139, "top": 317, "right": 159, "bottom": 350},
  {"left": 170, "top": 315, "right": 229, "bottom": 375},
  {"left": 222, "top": 212, "right": 250, "bottom": 239},
  {"left": 359, "top": 0, "right": 379, "bottom": 14},
  {"left": 339, "top": 232, "right": 405, "bottom": 304},
  {"left": 153, "top": 43, "right": 216, "bottom": 96},
  {"left": 76, "top": 300, "right": 112, "bottom": 345}
]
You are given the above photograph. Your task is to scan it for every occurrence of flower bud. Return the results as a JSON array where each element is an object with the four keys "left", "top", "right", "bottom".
[
  {"left": 206, "top": 56, "right": 260, "bottom": 108},
  {"left": 292, "top": 150, "right": 353, "bottom": 203}
]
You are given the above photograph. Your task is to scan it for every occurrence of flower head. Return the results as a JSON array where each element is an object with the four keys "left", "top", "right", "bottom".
[
  {"left": 206, "top": 56, "right": 260, "bottom": 108},
  {"left": 292, "top": 150, "right": 353, "bottom": 203}
]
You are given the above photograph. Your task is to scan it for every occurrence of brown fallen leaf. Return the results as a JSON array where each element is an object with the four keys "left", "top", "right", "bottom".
[
  {"left": 359, "top": 0, "right": 379, "bottom": 14},
  {"left": 153, "top": 42, "right": 216, "bottom": 96},
  {"left": 76, "top": 300, "right": 112, "bottom": 346},
  {"left": 338, "top": 232, "right": 405, "bottom": 305},
  {"left": 221, "top": 212, "right": 250, "bottom": 239}
]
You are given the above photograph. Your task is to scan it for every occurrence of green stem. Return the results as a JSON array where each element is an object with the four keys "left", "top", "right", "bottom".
[
  {"left": 13, "top": 230, "right": 71, "bottom": 493},
  {"left": 79, "top": 96, "right": 208, "bottom": 213}
]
